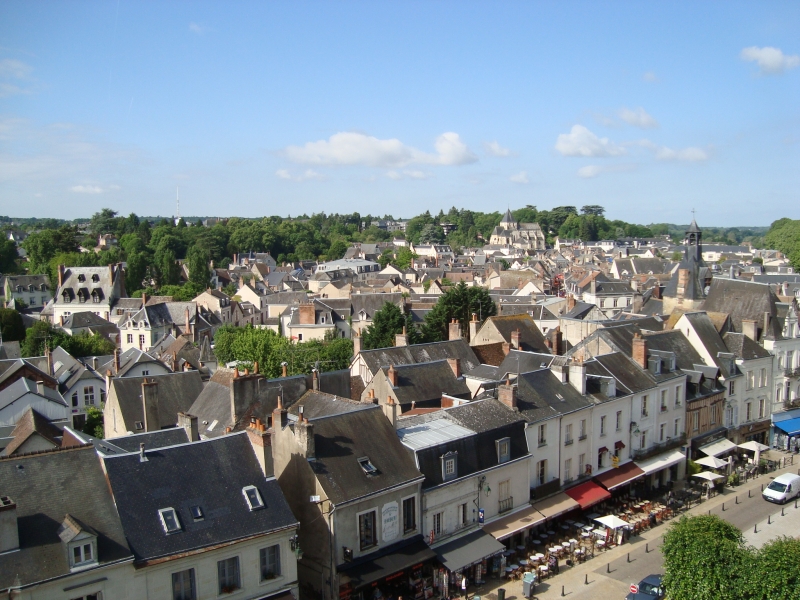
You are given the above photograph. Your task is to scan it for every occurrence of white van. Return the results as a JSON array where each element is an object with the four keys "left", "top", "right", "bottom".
[{"left": 762, "top": 473, "right": 800, "bottom": 504}]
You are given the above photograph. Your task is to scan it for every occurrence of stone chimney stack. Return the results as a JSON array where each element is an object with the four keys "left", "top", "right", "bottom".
[
  {"left": 567, "top": 295, "right": 576, "bottom": 311},
  {"left": 387, "top": 365, "right": 398, "bottom": 387},
  {"left": 298, "top": 302, "right": 315, "bottom": 325},
  {"left": 676, "top": 269, "right": 689, "bottom": 299},
  {"left": 0, "top": 496, "right": 20, "bottom": 554},
  {"left": 142, "top": 292, "right": 147, "bottom": 307},
  {"left": 353, "top": 330, "right": 362, "bottom": 355},
  {"left": 185, "top": 307, "right": 192, "bottom": 336},
  {"left": 177, "top": 412, "right": 199, "bottom": 442},
  {"left": 448, "top": 318, "right": 462, "bottom": 341},
  {"left": 652, "top": 284, "right": 661, "bottom": 300},
  {"left": 448, "top": 358, "right": 461, "bottom": 378},
  {"left": 502, "top": 342, "right": 511, "bottom": 356},
  {"left": 554, "top": 364, "right": 568, "bottom": 384},
  {"left": 568, "top": 359, "right": 587, "bottom": 395},
  {"left": 272, "top": 395, "right": 288, "bottom": 429},
  {"left": 469, "top": 313, "right": 479, "bottom": 341},
  {"left": 632, "top": 333, "right": 647, "bottom": 369},
  {"left": 114, "top": 348, "right": 121, "bottom": 374},
  {"left": 142, "top": 379, "right": 160, "bottom": 431},
  {"left": 498, "top": 379, "right": 517, "bottom": 409},
  {"left": 395, "top": 326, "right": 408, "bottom": 347},
  {"left": 45, "top": 345, "right": 53, "bottom": 376},
  {"left": 296, "top": 416, "right": 315, "bottom": 459},
  {"left": 511, "top": 329, "right": 521, "bottom": 350},
  {"left": 246, "top": 419, "right": 274, "bottom": 477},
  {"left": 590, "top": 277, "right": 597, "bottom": 295},
  {"left": 57, "top": 264, "right": 65, "bottom": 289},
  {"left": 742, "top": 319, "right": 758, "bottom": 341},
  {"left": 764, "top": 312, "right": 771, "bottom": 338},
  {"left": 312, "top": 369, "right": 319, "bottom": 391},
  {"left": 383, "top": 397, "right": 398, "bottom": 428}
]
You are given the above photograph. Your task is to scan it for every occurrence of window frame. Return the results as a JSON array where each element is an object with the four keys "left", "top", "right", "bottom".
[
  {"left": 172, "top": 568, "right": 196, "bottom": 600},
  {"left": 217, "top": 555, "right": 242, "bottom": 595},
  {"left": 358, "top": 509, "right": 378, "bottom": 551},
  {"left": 242, "top": 485, "right": 265, "bottom": 511},
  {"left": 259, "top": 544, "right": 282, "bottom": 581},
  {"left": 402, "top": 495, "right": 416, "bottom": 534},
  {"left": 496, "top": 437, "right": 511, "bottom": 462},
  {"left": 158, "top": 507, "right": 182, "bottom": 534}
]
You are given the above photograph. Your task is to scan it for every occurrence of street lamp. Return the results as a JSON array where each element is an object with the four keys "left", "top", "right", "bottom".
[{"left": 290, "top": 534, "right": 303, "bottom": 559}]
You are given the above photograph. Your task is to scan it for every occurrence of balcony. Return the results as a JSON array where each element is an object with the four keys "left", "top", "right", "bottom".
[
  {"left": 564, "top": 438, "right": 574, "bottom": 446},
  {"left": 660, "top": 405, "right": 668, "bottom": 413},
  {"left": 784, "top": 367, "right": 800, "bottom": 378},
  {"left": 630, "top": 434, "right": 686, "bottom": 461},
  {"left": 499, "top": 497, "right": 514, "bottom": 514},
  {"left": 578, "top": 434, "right": 587, "bottom": 441}
]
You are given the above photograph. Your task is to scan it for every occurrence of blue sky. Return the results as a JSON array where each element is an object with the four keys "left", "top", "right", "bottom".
[{"left": 1, "top": 1, "right": 798, "bottom": 226}]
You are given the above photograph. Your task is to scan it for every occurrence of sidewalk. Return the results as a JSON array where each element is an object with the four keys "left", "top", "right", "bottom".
[{"left": 468, "top": 457, "right": 800, "bottom": 600}]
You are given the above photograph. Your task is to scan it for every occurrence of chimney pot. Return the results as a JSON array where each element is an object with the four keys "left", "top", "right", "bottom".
[
  {"left": 36, "top": 380, "right": 45, "bottom": 395},
  {"left": 139, "top": 443, "right": 147, "bottom": 462},
  {"left": 387, "top": 365, "right": 398, "bottom": 387},
  {"left": 498, "top": 380, "right": 517, "bottom": 409},
  {"left": 447, "top": 357, "right": 461, "bottom": 378}
]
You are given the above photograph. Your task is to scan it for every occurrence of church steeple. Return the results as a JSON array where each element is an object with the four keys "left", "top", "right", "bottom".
[
  {"left": 685, "top": 215, "right": 702, "bottom": 262},
  {"left": 500, "top": 208, "right": 516, "bottom": 228}
]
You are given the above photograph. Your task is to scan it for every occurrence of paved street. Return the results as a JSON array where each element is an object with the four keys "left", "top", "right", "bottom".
[{"left": 470, "top": 458, "right": 800, "bottom": 600}]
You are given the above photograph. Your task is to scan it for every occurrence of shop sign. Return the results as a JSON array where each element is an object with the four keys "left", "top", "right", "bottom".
[
  {"left": 478, "top": 508, "right": 484, "bottom": 524},
  {"left": 382, "top": 501, "right": 399, "bottom": 542}
]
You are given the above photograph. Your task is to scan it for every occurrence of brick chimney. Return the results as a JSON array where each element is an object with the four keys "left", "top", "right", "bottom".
[
  {"left": 502, "top": 342, "right": 511, "bottom": 356},
  {"left": 652, "top": 284, "right": 661, "bottom": 300},
  {"left": 590, "top": 277, "right": 597, "bottom": 295},
  {"left": 448, "top": 358, "right": 461, "bottom": 378},
  {"left": 742, "top": 319, "right": 758, "bottom": 341},
  {"left": 184, "top": 307, "right": 192, "bottom": 336},
  {"left": 142, "top": 292, "right": 147, "bottom": 307},
  {"left": 632, "top": 333, "right": 647, "bottom": 369},
  {"left": 296, "top": 416, "right": 315, "bottom": 459},
  {"left": 272, "top": 395, "right": 288, "bottom": 429},
  {"left": 567, "top": 295, "right": 576, "bottom": 311},
  {"left": 469, "top": 312, "right": 479, "bottom": 341},
  {"left": 281, "top": 362, "right": 288, "bottom": 378},
  {"left": 312, "top": 369, "right": 319, "bottom": 391},
  {"left": 57, "top": 264, "right": 65, "bottom": 289},
  {"left": 45, "top": 345, "right": 53, "bottom": 376},
  {"left": 353, "top": 330, "right": 362, "bottom": 355},
  {"left": 511, "top": 328, "right": 521, "bottom": 350},
  {"left": 246, "top": 419, "right": 274, "bottom": 477},
  {"left": 448, "top": 318, "right": 462, "bottom": 340},
  {"left": 498, "top": 379, "right": 517, "bottom": 409},
  {"left": 298, "top": 302, "right": 315, "bottom": 325},
  {"left": 141, "top": 379, "right": 159, "bottom": 431},
  {"left": 387, "top": 365, "right": 398, "bottom": 386},
  {"left": 177, "top": 412, "right": 199, "bottom": 442},
  {"left": 395, "top": 326, "right": 408, "bottom": 347},
  {"left": 364, "top": 388, "right": 377, "bottom": 404},
  {"left": 0, "top": 496, "right": 20, "bottom": 553}
]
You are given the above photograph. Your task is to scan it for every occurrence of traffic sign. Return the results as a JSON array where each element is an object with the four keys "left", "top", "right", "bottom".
[{"left": 630, "top": 583, "right": 639, "bottom": 594}]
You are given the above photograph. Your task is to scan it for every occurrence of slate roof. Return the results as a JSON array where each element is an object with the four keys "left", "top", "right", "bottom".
[
  {"left": 2, "top": 407, "right": 63, "bottom": 456},
  {"left": 102, "top": 432, "right": 297, "bottom": 562},
  {"left": 288, "top": 390, "right": 372, "bottom": 419},
  {"left": 480, "top": 314, "right": 549, "bottom": 353},
  {"left": 681, "top": 312, "right": 739, "bottom": 377},
  {"left": 358, "top": 339, "right": 480, "bottom": 375},
  {"left": 0, "top": 446, "right": 132, "bottom": 588},
  {"left": 702, "top": 279, "right": 783, "bottom": 340},
  {"left": 306, "top": 406, "right": 423, "bottom": 505},
  {"left": 495, "top": 350, "right": 563, "bottom": 380},
  {"left": 723, "top": 332, "right": 772, "bottom": 360},
  {"left": 105, "top": 428, "right": 190, "bottom": 453},
  {"left": 60, "top": 311, "right": 116, "bottom": 331},
  {"left": 379, "top": 361, "right": 471, "bottom": 406},
  {"left": 0, "top": 377, "right": 67, "bottom": 412},
  {"left": 563, "top": 302, "right": 598, "bottom": 320},
  {"left": 110, "top": 371, "right": 203, "bottom": 431},
  {"left": 514, "top": 369, "right": 593, "bottom": 423}
]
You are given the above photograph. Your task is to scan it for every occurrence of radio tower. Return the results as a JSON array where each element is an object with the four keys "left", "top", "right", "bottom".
[{"left": 175, "top": 186, "right": 180, "bottom": 225}]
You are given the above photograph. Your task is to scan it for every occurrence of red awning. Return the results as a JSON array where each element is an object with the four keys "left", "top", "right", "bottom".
[
  {"left": 598, "top": 446, "right": 609, "bottom": 453},
  {"left": 564, "top": 481, "right": 611, "bottom": 510},
  {"left": 594, "top": 461, "right": 646, "bottom": 491},
  {"left": 614, "top": 441, "right": 626, "bottom": 450}
]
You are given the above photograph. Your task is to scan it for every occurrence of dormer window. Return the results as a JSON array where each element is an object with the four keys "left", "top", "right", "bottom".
[
  {"left": 72, "top": 542, "right": 93, "bottom": 565},
  {"left": 78, "top": 274, "right": 86, "bottom": 282},
  {"left": 190, "top": 505, "right": 204, "bottom": 521},
  {"left": 57, "top": 514, "right": 98, "bottom": 571},
  {"left": 92, "top": 274, "right": 100, "bottom": 282},
  {"left": 243, "top": 485, "right": 265, "bottom": 511},
  {"left": 158, "top": 507, "right": 182, "bottom": 533},
  {"left": 442, "top": 452, "right": 458, "bottom": 481},
  {"left": 497, "top": 438, "right": 511, "bottom": 464},
  {"left": 358, "top": 457, "right": 379, "bottom": 475}
]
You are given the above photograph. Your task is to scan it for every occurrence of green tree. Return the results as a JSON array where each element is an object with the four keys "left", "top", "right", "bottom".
[
  {"left": 0, "top": 238, "right": 19, "bottom": 273},
  {"left": 154, "top": 248, "right": 180, "bottom": 287},
  {"left": 186, "top": 246, "right": 211, "bottom": 288},
  {"left": 90, "top": 208, "right": 119, "bottom": 236},
  {"left": 394, "top": 247, "right": 417, "bottom": 270},
  {"left": 83, "top": 405, "right": 105, "bottom": 439},
  {"left": 580, "top": 205, "right": 605, "bottom": 216},
  {"left": 750, "top": 537, "right": 800, "bottom": 600},
  {"left": 671, "top": 251, "right": 683, "bottom": 261},
  {"left": 421, "top": 282, "right": 496, "bottom": 342},
  {"left": 362, "top": 302, "right": 419, "bottom": 350},
  {"left": 0, "top": 308, "right": 25, "bottom": 342},
  {"left": 125, "top": 251, "right": 149, "bottom": 292},
  {"left": 418, "top": 224, "right": 445, "bottom": 244},
  {"left": 327, "top": 239, "right": 349, "bottom": 260}
]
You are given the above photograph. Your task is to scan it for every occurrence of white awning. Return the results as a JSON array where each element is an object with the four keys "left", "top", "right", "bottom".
[
  {"left": 699, "top": 438, "right": 737, "bottom": 457},
  {"left": 595, "top": 515, "right": 629, "bottom": 530},
  {"left": 695, "top": 455, "right": 727, "bottom": 469},
  {"left": 693, "top": 471, "right": 725, "bottom": 482},
  {"left": 634, "top": 449, "right": 686, "bottom": 476}
]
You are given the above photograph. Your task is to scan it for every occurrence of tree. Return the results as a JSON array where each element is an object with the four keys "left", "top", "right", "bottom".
[
  {"left": 749, "top": 537, "right": 800, "bottom": 600},
  {"left": 418, "top": 224, "right": 445, "bottom": 244},
  {"left": 580, "top": 205, "right": 605, "bottom": 216},
  {"left": 83, "top": 405, "right": 104, "bottom": 439},
  {"left": 327, "top": 239, "right": 348, "bottom": 260},
  {"left": 661, "top": 515, "right": 752, "bottom": 600},
  {"left": 90, "top": 208, "right": 119, "bottom": 236},
  {"left": 0, "top": 238, "right": 19, "bottom": 273},
  {"left": 0, "top": 308, "right": 25, "bottom": 342},
  {"left": 186, "top": 246, "right": 211, "bottom": 288},
  {"left": 421, "top": 282, "right": 496, "bottom": 342},
  {"left": 671, "top": 251, "right": 683, "bottom": 261},
  {"left": 154, "top": 248, "right": 180, "bottom": 287},
  {"left": 362, "top": 303, "right": 419, "bottom": 350},
  {"left": 393, "top": 247, "right": 417, "bottom": 270}
]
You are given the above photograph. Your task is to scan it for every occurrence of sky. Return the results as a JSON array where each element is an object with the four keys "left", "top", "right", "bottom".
[{"left": 1, "top": 1, "right": 799, "bottom": 226}]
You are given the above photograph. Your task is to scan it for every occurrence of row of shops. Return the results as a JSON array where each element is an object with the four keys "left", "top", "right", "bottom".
[{"left": 337, "top": 453, "right": 687, "bottom": 600}]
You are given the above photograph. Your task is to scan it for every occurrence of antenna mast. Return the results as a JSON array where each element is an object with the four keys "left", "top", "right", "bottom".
[{"left": 176, "top": 186, "right": 180, "bottom": 222}]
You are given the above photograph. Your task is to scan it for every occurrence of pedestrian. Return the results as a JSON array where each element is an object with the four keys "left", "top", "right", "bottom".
[{"left": 461, "top": 575, "right": 468, "bottom": 599}]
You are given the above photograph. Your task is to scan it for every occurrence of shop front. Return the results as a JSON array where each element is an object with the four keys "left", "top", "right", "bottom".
[
  {"left": 772, "top": 411, "right": 800, "bottom": 452},
  {"left": 531, "top": 492, "right": 580, "bottom": 522},
  {"left": 690, "top": 428, "right": 734, "bottom": 461},
  {"left": 338, "top": 535, "right": 437, "bottom": 600},
  {"left": 432, "top": 529, "right": 505, "bottom": 596},
  {"left": 634, "top": 449, "right": 687, "bottom": 491}
]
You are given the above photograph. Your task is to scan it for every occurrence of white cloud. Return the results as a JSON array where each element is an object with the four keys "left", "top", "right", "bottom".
[
  {"left": 275, "top": 168, "right": 324, "bottom": 181},
  {"left": 386, "top": 170, "right": 402, "bottom": 180},
  {"left": 189, "top": 22, "right": 210, "bottom": 35},
  {"left": 619, "top": 107, "right": 659, "bottom": 129},
  {"left": 656, "top": 146, "right": 709, "bottom": 162},
  {"left": 385, "top": 169, "right": 432, "bottom": 180},
  {"left": 642, "top": 71, "right": 658, "bottom": 82},
  {"left": 509, "top": 171, "right": 529, "bottom": 184},
  {"left": 276, "top": 169, "right": 292, "bottom": 180},
  {"left": 70, "top": 184, "right": 120, "bottom": 194},
  {"left": 555, "top": 125, "right": 626, "bottom": 157},
  {"left": 484, "top": 141, "right": 511, "bottom": 157},
  {"left": 577, "top": 165, "right": 603, "bottom": 179},
  {"left": 740, "top": 46, "right": 800, "bottom": 74},
  {"left": 0, "top": 82, "right": 30, "bottom": 98},
  {"left": 0, "top": 58, "right": 32, "bottom": 79},
  {"left": 283, "top": 131, "right": 477, "bottom": 168}
]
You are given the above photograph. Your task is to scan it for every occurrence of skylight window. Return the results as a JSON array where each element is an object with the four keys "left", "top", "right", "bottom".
[
  {"left": 190, "top": 505, "right": 204, "bottom": 521},
  {"left": 158, "top": 508, "right": 182, "bottom": 534},
  {"left": 243, "top": 486, "right": 265, "bottom": 511},
  {"left": 358, "top": 457, "right": 379, "bottom": 475}
]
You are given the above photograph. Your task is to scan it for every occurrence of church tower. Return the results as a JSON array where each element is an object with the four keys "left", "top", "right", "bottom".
[{"left": 662, "top": 218, "right": 708, "bottom": 314}]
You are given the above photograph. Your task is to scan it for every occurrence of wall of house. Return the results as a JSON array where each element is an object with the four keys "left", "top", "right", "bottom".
[
  {"left": 558, "top": 408, "right": 594, "bottom": 484},
  {"left": 0, "top": 393, "right": 68, "bottom": 427},
  {"left": 9, "top": 560, "right": 133, "bottom": 600},
  {"left": 103, "top": 392, "right": 130, "bottom": 437},
  {"left": 287, "top": 324, "right": 334, "bottom": 343},
  {"left": 525, "top": 417, "right": 561, "bottom": 489}
]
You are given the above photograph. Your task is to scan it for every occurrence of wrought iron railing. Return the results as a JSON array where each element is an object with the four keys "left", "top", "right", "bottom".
[
  {"left": 499, "top": 497, "right": 514, "bottom": 514},
  {"left": 630, "top": 434, "right": 686, "bottom": 461}
]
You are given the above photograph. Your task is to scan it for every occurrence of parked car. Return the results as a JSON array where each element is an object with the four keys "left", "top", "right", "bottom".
[
  {"left": 762, "top": 473, "right": 800, "bottom": 504},
  {"left": 625, "top": 574, "right": 664, "bottom": 600}
]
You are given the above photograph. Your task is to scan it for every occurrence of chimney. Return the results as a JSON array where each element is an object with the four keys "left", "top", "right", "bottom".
[
  {"left": 387, "top": 365, "right": 398, "bottom": 387},
  {"left": 296, "top": 417, "right": 315, "bottom": 459},
  {"left": 91, "top": 356, "right": 98, "bottom": 371},
  {"left": 632, "top": 293, "right": 643, "bottom": 314},
  {"left": 441, "top": 395, "right": 455, "bottom": 408},
  {"left": 590, "top": 277, "right": 597, "bottom": 295},
  {"left": 298, "top": 302, "right": 315, "bottom": 325},
  {"left": 498, "top": 379, "right": 517, "bottom": 409},
  {"left": 568, "top": 359, "right": 587, "bottom": 394},
  {"left": 0, "top": 496, "right": 19, "bottom": 553},
  {"left": 247, "top": 421, "right": 274, "bottom": 477},
  {"left": 185, "top": 307, "right": 192, "bottom": 336},
  {"left": 448, "top": 318, "right": 462, "bottom": 341},
  {"left": 57, "top": 264, "right": 65, "bottom": 289},
  {"left": 395, "top": 326, "right": 408, "bottom": 347},
  {"left": 353, "top": 330, "right": 362, "bottom": 355},
  {"left": 45, "top": 345, "right": 53, "bottom": 376},
  {"left": 502, "top": 342, "right": 511, "bottom": 356},
  {"left": 281, "top": 362, "right": 288, "bottom": 378},
  {"left": 177, "top": 412, "right": 199, "bottom": 442},
  {"left": 272, "top": 396, "right": 288, "bottom": 429},
  {"left": 554, "top": 364, "right": 568, "bottom": 383},
  {"left": 742, "top": 319, "right": 758, "bottom": 341},
  {"left": 676, "top": 269, "right": 689, "bottom": 299},
  {"left": 59, "top": 315, "right": 65, "bottom": 327},
  {"left": 382, "top": 397, "right": 399, "bottom": 428},
  {"left": 446, "top": 357, "right": 462, "bottom": 379},
  {"left": 142, "top": 292, "right": 147, "bottom": 307},
  {"left": 469, "top": 313, "right": 479, "bottom": 341},
  {"left": 763, "top": 312, "right": 771, "bottom": 338},
  {"left": 567, "top": 295, "right": 576, "bottom": 311},
  {"left": 141, "top": 379, "right": 159, "bottom": 431},
  {"left": 36, "top": 380, "right": 45, "bottom": 395},
  {"left": 253, "top": 361, "right": 259, "bottom": 375},
  {"left": 312, "top": 369, "right": 319, "bottom": 391},
  {"left": 365, "top": 388, "right": 377, "bottom": 404},
  {"left": 114, "top": 348, "right": 120, "bottom": 374},
  {"left": 632, "top": 333, "right": 647, "bottom": 369},
  {"left": 652, "top": 284, "right": 661, "bottom": 300},
  {"left": 511, "top": 328, "right": 521, "bottom": 350}
]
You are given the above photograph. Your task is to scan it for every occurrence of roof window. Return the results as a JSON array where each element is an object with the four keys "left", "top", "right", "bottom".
[
  {"left": 358, "top": 457, "right": 379, "bottom": 476},
  {"left": 190, "top": 505, "right": 204, "bottom": 521},
  {"left": 158, "top": 507, "right": 182, "bottom": 534},
  {"left": 243, "top": 485, "right": 265, "bottom": 511},
  {"left": 92, "top": 274, "right": 100, "bottom": 282}
]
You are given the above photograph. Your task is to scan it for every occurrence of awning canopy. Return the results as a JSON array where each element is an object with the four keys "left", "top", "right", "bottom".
[
  {"left": 594, "top": 515, "right": 629, "bottom": 529},
  {"left": 564, "top": 481, "right": 611, "bottom": 510},
  {"left": 531, "top": 492, "right": 580, "bottom": 520},
  {"left": 483, "top": 505, "right": 546, "bottom": 541},
  {"left": 699, "top": 438, "right": 737, "bottom": 457},
  {"left": 695, "top": 455, "right": 728, "bottom": 469},
  {"left": 774, "top": 417, "right": 800, "bottom": 437},
  {"left": 738, "top": 441, "right": 769, "bottom": 453},
  {"left": 338, "top": 535, "right": 437, "bottom": 589},
  {"left": 593, "top": 461, "right": 646, "bottom": 491},
  {"left": 614, "top": 441, "right": 626, "bottom": 450},
  {"left": 433, "top": 529, "right": 505, "bottom": 572},
  {"left": 635, "top": 449, "right": 686, "bottom": 476},
  {"left": 693, "top": 471, "right": 725, "bottom": 482}
]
